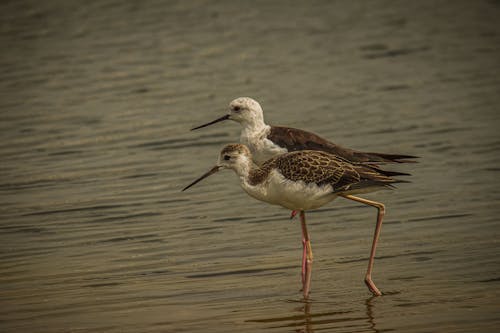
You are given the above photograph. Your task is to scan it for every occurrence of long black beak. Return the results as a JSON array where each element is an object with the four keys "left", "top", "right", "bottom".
[
  {"left": 182, "top": 165, "right": 221, "bottom": 191},
  {"left": 190, "top": 114, "right": 230, "bottom": 130}
]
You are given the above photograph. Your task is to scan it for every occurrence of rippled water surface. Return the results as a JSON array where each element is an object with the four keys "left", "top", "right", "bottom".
[{"left": 1, "top": 0, "right": 500, "bottom": 332}]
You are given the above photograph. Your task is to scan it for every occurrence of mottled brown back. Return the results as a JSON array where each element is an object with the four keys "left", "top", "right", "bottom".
[{"left": 249, "top": 150, "right": 402, "bottom": 193}]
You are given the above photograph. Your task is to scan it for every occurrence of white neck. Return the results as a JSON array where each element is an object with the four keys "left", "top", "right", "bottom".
[
  {"left": 231, "top": 155, "right": 253, "bottom": 182},
  {"left": 238, "top": 110, "right": 267, "bottom": 132},
  {"left": 241, "top": 122, "right": 270, "bottom": 139}
]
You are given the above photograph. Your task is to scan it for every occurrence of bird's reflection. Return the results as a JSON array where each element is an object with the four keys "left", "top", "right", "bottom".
[
  {"left": 365, "top": 296, "right": 379, "bottom": 333},
  {"left": 296, "top": 299, "right": 313, "bottom": 333},
  {"left": 248, "top": 292, "right": 383, "bottom": 333},
  {"left": 295, "top": 296, "right": 380, "bottom": 333}
]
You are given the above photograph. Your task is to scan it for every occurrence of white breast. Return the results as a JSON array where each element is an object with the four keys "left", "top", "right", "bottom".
[{"left": 241, "top": 170, "right": 337, "bottom": 211}]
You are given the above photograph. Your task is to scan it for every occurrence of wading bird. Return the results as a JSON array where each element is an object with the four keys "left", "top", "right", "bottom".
[
  {"left": 191, "top": 97, "right": 418, "bottom": 165},
  {"left": 183, "top": 143, "right": 409, "bottom": 297}
]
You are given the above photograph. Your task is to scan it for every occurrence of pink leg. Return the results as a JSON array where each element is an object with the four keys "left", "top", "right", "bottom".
[
  {"left": 290, "top": 210, "right": 298, "bottom": 219},
  {"left": 301, "top": 237, "right": 307, "bottom": 284},
  {"left": 340, "top": 194, "right": 385, "bottom": 296},
  {"left": 299, "top": 211, "right": 313, "bottom": 298}
]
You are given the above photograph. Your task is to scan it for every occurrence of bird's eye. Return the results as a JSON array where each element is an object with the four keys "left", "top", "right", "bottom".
[
  {"left": 233, "top": 106, "right": 241, "bottom": 112},
  {"left": 223, "top": 155, "right": 231, "bottom": 161}
]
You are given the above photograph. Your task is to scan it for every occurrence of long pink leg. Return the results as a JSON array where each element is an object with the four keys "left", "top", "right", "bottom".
[
  {"left": 301, "top": 237, "right": 307, "bottom": 284},
  {"left": 299, "top": 211, "right": 313, "bottom": 298},
  {"left": 340, "top": 194, "right": 385, "bottom": 296}
]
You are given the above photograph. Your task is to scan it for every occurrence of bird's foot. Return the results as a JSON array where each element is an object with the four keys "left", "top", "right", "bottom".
[{"left": 365, "top": 275, "right": 382, "bottom": 296}]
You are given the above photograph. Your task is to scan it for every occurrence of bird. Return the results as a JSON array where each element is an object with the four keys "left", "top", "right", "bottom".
[
  {"left": 182, "top": 143, "right": 410, "bottom": 297},
  {"left": 190, "top": 97, "right": 418, "bottom": 166}
]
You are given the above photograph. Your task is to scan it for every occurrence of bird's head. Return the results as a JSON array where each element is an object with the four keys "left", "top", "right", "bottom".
[
  {"left": 190, "top": 97, "right": 264, "bottom": 130},
  {"left": 182, "top": 144, "right": 253, "bottom": 191}
]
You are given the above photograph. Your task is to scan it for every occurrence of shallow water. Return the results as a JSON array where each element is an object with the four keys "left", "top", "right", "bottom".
[{"left": 1, "top": 0, "right": 500, "bottom": 332}]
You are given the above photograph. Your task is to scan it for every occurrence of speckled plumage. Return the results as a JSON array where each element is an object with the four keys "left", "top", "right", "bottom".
[
  {"left": 183, "top": 143, "right": 411, "bottom": 297},
  {"left": 185, "top": 144, "right": 407, "bottom": 207},
  {"left": 248, "top": 149, "right": 401, "bottom": 194}
]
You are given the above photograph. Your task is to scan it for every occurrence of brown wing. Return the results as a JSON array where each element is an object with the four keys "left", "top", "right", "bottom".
[
  {"left": 272, "top": 150, "right": 406, "bottom": 193},
  {"left": 268, "top": 126, "right": 418, "bottom": 163},
  {"left": 273, "top": 150, "right": 361, "bottom": 192}
]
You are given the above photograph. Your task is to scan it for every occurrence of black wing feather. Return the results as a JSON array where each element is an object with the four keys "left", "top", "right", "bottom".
[{"left": 268, "top": 126, "right": 418, "bottom": 163}]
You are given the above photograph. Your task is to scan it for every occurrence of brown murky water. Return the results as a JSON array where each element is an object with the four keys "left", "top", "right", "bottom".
[{"left": 1, "top": 0, "right": 500, "bottom": 332}]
